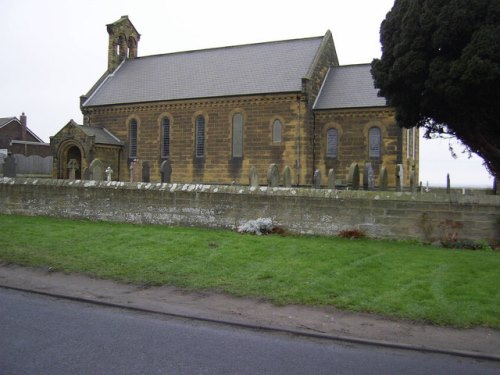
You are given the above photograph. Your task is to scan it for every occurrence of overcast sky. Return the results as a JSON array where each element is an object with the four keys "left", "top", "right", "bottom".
[{"left": 1, "top": 0, "right": 493, "bottom": 187}]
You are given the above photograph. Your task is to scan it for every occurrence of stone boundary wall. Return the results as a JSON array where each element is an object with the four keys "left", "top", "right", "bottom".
[{"left": 1, "top": 177, "right": 499, "bottom": 243}]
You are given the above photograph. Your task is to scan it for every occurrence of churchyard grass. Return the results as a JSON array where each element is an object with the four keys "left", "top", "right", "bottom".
[{"left": 1, "top": 214, "right": 499, "bottom": 328}]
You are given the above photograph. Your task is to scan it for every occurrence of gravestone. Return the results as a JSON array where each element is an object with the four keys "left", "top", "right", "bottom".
[
  {"left": 67, "top": 159, "right": 79, "bottom": 180},
  {"left": 267, "top": 164, "right": 279, "bottom": 187},
  {"left": 379, "top": 165, "right": 388, "bottom": 191},
  {"left": 248, "top": 166, "right": 259, "bottom": 187},
  {"left": 410, "top": 170, "right": 417, "bottom": 193},
  {"left": 347, "top": 163, "right": 360, "bottom": 190},
  {"left": 327, "top": 169, "right": 336, "bottom": 189},
  {"left": 313, "top": 169, "right": 321, "bottom": 189},
  {"left": 363, "top": 162, "right": 374, "bottom": 191},
  {"left": 142, "top": 161, "right": 150, "bottom": 183},
  {"left": 129, "top": 160, "right": 137, "bottom": 182},
  {"left": 88, "top": 159, "right": 104, "bottom": 181},
  {"left": 282, "top": 166, "right": 292, "bottom": 188},
  {"left": 446, "top": 173, "right": 451, "bottom": 194},
  {"left": 3, "top": 154, "right": 17, "bottom": 177},
  {"left": 105, "top": 166, "right": 113, "bottom": 182},
  {"left": 396, "top": 164, "right": 404, "bottom": 192},
  {"left": 160, "top": 160, "right": 172, "bottom": 183}
]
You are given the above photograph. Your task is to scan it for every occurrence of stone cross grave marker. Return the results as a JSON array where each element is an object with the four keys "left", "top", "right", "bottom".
[
  {"left": 67, "top": 159, "right": 79, "bottom": 180},
  {"left": 105, "top": 166, "right": 113, "bottom": 182}
]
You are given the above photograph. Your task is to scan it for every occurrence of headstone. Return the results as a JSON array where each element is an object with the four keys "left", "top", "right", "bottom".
[
  {"left": 363, "top": 162, "right": 374, "bottom": 191},
  {"left": 267, "top": 163, "right": 279, "bottom": 187},
  {"left": 3, "top": 154, "right": 17, "bottom": 177},
  {"left": 282, "top": 166, "right": 292, "bottom": 188},
  {"left": 327, "top": 169, "right": 336, "bottom": 189},
  {"left": 160, "top": 160, "right": 172, "bottom": 183},
  {"left": 67, "top": 158, "right": 79, "bottom": 180},
  {"left": 347, "top": 163, "right": 360, "bottom": 190},
  {"left": 248, "top": 166, "right": 259, "bottom": 187},
  {"left": 105, "top": 166, "right": 113, "bottom": 182},
  {"left": 89, "top": 159, "right": 104, "bottom": 181},
  {"left": 142, "top": 161, "right": 150, "bottom": 183},
  {"left": 313, "top": 169, "right": 321, "bottom": 189},
  {"left": 396, "top": 164, "right": 404, "bottom": 192},
  {"left": 129, "top": 160, "right": 137, "bottom": 182},
  {"left": 379, "top": 165, "right": 388, "bottom": 191},
  {"left": 410, "top": 170, "right": 417, "bottom": 193},
  {"left": 446, "top": 173, "right": 451, "bottom": 194}
]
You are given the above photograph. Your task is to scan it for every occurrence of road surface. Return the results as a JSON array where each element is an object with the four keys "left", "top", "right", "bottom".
[{"left": 1, "top": 288, "right": 498, "bottom": 374}]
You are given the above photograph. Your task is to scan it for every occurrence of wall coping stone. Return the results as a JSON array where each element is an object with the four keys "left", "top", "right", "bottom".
[{"left": 2, "top": 177, "right": 499, "bottom": 205}]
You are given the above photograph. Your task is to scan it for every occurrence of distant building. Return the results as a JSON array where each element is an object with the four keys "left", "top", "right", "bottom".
[
  {"left": 0, "top": 113, "right": 50, "bottom": 157},
  {"left": 51, "top": 16, "right": 418, "bottom": 186}
]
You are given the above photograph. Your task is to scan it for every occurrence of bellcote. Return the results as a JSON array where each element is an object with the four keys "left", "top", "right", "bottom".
[{"left": 107, "top": 16, "right": 141, "bottom": 72}]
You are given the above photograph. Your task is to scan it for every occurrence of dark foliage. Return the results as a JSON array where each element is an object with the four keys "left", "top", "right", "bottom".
[
  {"left": 371, "top": 0, "right": 500, "bottom": 178},
  {"left": 338, "top": 229, "right": 367, "bottom": 239}
]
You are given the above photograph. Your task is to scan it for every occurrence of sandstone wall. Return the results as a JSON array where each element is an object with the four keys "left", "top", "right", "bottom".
[{"left": 1, "top": 177, "right": 498, "bottom": 243}]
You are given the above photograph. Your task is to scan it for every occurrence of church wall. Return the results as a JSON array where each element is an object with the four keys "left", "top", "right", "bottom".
[
  {"left": 314, "top": 108, "right": 406, "bottom": 187},
  {"left": 85, "top": 93, "right": 308, "bottom": 185}
]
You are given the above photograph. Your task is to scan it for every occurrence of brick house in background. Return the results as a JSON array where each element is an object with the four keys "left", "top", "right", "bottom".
[
  {"left": 51, "top": 16, "right": 418, "bottom": 186},
  {"left": 0, "top": 113, "right": 50, "bottom": 157}
]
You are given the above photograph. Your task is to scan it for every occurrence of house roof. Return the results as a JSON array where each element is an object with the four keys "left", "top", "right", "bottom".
[
  {"left": 83, "top": 35, "right": 326, "bottom": 107},
  {"left": 0, "top": 116, "right": 44, "bottom": 142},
  {"left": 314, "top": 64, "right": 387, "bottom": 110},
  {"left": 0, "top": 117, "right": 17, "bottom": 127}
]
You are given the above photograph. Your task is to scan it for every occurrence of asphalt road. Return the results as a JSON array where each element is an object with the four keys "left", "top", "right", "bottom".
[{"left": 1, "top": 288, "right": 498, "bottom": 375}]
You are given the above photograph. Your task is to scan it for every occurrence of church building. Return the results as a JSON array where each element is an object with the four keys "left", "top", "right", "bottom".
[{"left": 50, "top": 16, "right": 418, "bottom": 187}]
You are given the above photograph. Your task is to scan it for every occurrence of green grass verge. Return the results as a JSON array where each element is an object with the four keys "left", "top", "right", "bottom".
[{"left": 1, "top": 214, "right": 499, "bottom": 328}]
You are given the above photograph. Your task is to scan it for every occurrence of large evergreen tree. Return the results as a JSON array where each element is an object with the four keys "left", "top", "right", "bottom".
[{"left": 371, "top": 0, "right": 500, "bottom": 178}]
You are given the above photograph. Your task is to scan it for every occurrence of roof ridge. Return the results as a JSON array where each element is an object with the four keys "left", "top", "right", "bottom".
[{"left": 135, "top": 35, "right": 324, "bottom": 60}]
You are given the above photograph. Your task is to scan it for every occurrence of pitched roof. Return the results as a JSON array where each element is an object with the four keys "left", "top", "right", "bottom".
[
  {"left": 0, "top": 116, "right": 44, "bottom": 142},
  {"left": 83, "top": 36, "right": 325, "bottom": 107},
  {"left": 77, "top": 126, "right": 123, "bottom": 146},
  {"left": 0, "top": 117, "right": 18, "bottom": 128},
  {"left": 314, "top": 64, "right": 387, "bottom": 110}
]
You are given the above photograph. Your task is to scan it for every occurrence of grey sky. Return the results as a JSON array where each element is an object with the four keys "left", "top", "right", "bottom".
[{"left": 0, "top": 0, "right": 492, "bottom": 187}]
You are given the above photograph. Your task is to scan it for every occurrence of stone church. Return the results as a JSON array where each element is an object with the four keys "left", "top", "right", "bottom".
[{"left": 50, "top": 15, "right": 418, "bottom": 187}]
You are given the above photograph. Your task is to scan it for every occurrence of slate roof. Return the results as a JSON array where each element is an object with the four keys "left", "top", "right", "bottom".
[
  {"left": 83, "top": 36, "right": 324, "bottom": 107},
  {"left": 77, "top": 126, "right": 123, "bottom": 146},
  {"left": 0, "top": 116, "right": 44, "bottom": 142},
  {"left": 0, "top": 117, "right": 17, "bottom": 128},
  {"left": 314, "top": 64, "right": 387, "bottom": 110}
]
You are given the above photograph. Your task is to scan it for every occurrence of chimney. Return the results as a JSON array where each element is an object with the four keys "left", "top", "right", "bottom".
[{"left": 20, "top": 112, "right": 27, "bottom": 141}]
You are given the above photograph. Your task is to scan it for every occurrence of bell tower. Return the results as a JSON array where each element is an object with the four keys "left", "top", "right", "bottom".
[{"left": 107, "top": 16, "right": 141, "bottom": 72}]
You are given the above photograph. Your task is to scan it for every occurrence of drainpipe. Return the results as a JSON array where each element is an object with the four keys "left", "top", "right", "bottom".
[{"left": 296, "top": 95, "right": 301, "bottom": 186}]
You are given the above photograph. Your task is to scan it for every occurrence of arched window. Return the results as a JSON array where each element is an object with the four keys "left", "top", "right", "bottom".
[
  {"left": 232, "top": 113, "right": 243, "bottom": 158},
  {"left": 369, "top": 127, "right": 381, "bottom": 159},
  {"left": 129, "top": 119, "right": 138, "bottom": 158},
  {"left": 326, "top": 128, "right": 338, "bottom": 158},
  {"left": 161, "top": 117, "right": 170, "bottom": 158},
  {"left": 272, "top": 119, "right": 282, "bottom": 143},
  {"left": 195, "top": 115, "right": 205, "bottom": 158}
]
